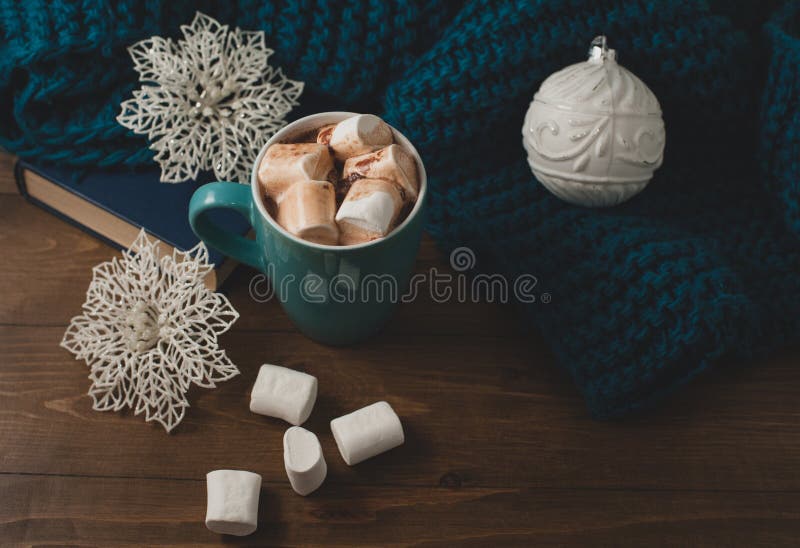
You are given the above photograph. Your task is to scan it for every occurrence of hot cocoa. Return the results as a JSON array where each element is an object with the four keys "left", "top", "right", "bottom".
[{"left": 257, "top": 114, "right": 419, "bottom": 246}]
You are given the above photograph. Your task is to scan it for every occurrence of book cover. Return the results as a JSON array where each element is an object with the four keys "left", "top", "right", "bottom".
[{"left": 15, "top": 160, "right": 251, "bottom": 289}]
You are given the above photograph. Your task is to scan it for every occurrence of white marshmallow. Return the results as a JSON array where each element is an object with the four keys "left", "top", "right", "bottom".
[
  {"left": 257, "top": 143, "right": 335, "bottom": 200},
  {"left": 275, "top": 179, "right": 339, "bottom": 245},
  {"left": 342, "top": 144, "right": 420, "bottom": 202},
  {"left": 250, "top": 364, "right": 318, "bottom": 426},
  {"left": 330, "top": 401, "right": 404, "bottom": 465},
  {"left": 329, "top": 114, "right": 393, "bottom": 161},
  {"left": 205, "top": 470, "right": 261, "bottom": 536},
  {"left": 315, "top": 123, "right": 336, "bottom": 146},
  {"left": 283, "top": 426, "right": 327, "bottom": 496},
  {"left": 336, "top": 178, "right": 404, "bottom": 245}
]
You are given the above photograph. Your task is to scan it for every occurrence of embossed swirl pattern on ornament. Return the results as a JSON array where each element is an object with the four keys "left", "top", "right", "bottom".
[{"left": 535, "top": 59, "right": 661, "bottom": 115}]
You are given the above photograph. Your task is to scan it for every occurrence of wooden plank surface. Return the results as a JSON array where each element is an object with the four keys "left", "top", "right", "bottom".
[
  {"left": 1, "top": 152, "right": 799, "bottom": 546},
  {"left": 3, "top": 475, "right": 799, "bottom": 547},
  {"left": 0, "top": 151, "right": 16, "bottom": 194}
]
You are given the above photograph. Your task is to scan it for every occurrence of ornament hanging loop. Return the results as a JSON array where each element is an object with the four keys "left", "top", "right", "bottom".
[{"left": 588, "top": 35, "right": 616, "bottom": 63}]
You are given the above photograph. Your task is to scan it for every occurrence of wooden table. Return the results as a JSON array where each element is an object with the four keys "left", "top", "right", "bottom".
[{"left": 1, "top": 152, "right": 799, "bottom": 546}]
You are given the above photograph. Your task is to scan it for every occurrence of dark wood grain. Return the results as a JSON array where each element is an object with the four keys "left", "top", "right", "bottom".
[
  {"left": 1, "top": 152, "right": 799, "bottom": 546},
  {"left": 4, "top": 326, "right": 800, "bottom": 493},
  {"left": 0, "top": 151, "right": 16, "bottom": 194},
  {"left": 2, "top": 475, "right": 798, "bottom": 547}
]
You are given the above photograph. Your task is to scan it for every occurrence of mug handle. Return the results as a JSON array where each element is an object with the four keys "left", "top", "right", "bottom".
[{"left": 189, "top": 182, "right": 262, "bottom": 271}]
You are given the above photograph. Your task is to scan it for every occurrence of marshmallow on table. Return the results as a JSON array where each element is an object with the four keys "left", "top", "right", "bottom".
[
  {"left": 330, "top": 401, "right": 404, "bottom": 465},
  {"left": 328, "top": 114, "right": 394, "bottom": 161},
  {"left": 257, "top": 143, "right": 335, "bottom": 199},
  {"left": 283, "top": 426, "right": 327, "bottom": 496},
  {"left": 205, "top": 470, "right": 262, "bottom": 536},
  {"left": 250, "top": 364, "right": 318, "bottom": 425},
  {"left": 335, "top": 178, "right": 404, "bottom": 245},
  {"left": 275, "top": 179, "right": 339, "bottom": 245},
  {"left": 342, "top": 144, "right": 420, "bottom": 202}
]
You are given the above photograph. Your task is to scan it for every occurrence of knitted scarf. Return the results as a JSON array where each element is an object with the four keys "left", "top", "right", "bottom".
[{"left": 2, "top": 0, "right": 798, "bottom": 418}]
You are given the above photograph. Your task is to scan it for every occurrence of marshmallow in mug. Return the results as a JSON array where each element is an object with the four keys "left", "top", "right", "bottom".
[
  {"left": 336, "top": 178, "right": 404, "bottom": 245},
  {"left": 275, "top": 179, "right": 339, "bottom": 246},
  {"left": 283, "top": 426, "right": 327, "bottom": 496},
  {"left": 258, "top": 113, "right": 419, "bottom": 246},
  {"left": 257, "top": 143, "right": 335, "bottom": 200},
  {"left": 330, "top": 401, "right": 405, "bottom": 465},
  {"left": 315, "top": 123, "right": 336, "bottom": 147},
  {"left": 205, "top": 470, "right": 262, "bottom": 536},
  {"left": 250, "top": 364, "right": 318, "bottom": 426},
  {"left": 342, "top": 144, "right": 420, "bottom": 203},
  {"left": 320, "top": 114, "right": 394, "bottom": 161}
]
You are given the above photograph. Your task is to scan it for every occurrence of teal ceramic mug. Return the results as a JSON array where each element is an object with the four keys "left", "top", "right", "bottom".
[{"left": 189, "top": 112, "right": 427, "bottom": 345}]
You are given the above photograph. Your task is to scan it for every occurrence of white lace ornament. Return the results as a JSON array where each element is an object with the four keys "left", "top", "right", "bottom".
[
  {"left": 61, "top": 229, "right": 240, "bottom": 432},
  {"left": 117, "top": 12, "right": 304, "bottom": 183}
]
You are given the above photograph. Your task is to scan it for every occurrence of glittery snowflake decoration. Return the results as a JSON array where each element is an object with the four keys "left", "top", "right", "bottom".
[
  {"left": 117, "top": 12, "right": 304, "bottom": 183},
  {"left": 60, "top": 229, "right": 240, "bottom": 432}
]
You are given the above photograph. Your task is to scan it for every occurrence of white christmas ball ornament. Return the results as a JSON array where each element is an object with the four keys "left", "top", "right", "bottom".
[{"left": 522, "top": 36, "right": 665, "bottom": 207}]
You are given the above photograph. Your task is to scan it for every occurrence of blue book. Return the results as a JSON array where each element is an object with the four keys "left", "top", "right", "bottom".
[{"left": 14, "top": 160, "right": 249, "bottom": 289}]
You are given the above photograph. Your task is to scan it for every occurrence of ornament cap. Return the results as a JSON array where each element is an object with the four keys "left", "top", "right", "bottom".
[{"left": 588, "top": 35, "right": 616, "bottom": 64}]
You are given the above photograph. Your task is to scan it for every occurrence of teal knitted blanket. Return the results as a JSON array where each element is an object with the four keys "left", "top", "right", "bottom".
[{"left": 2, "top": 1, "right": 798, "bottom": 418}]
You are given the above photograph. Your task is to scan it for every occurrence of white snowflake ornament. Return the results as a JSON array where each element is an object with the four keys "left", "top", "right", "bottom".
[
  {"left": 117, "top": 12, "right": 304, "bottom": 183},
  {"left": 61, "top": 229, "right": 240, "bottom": 432}
]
